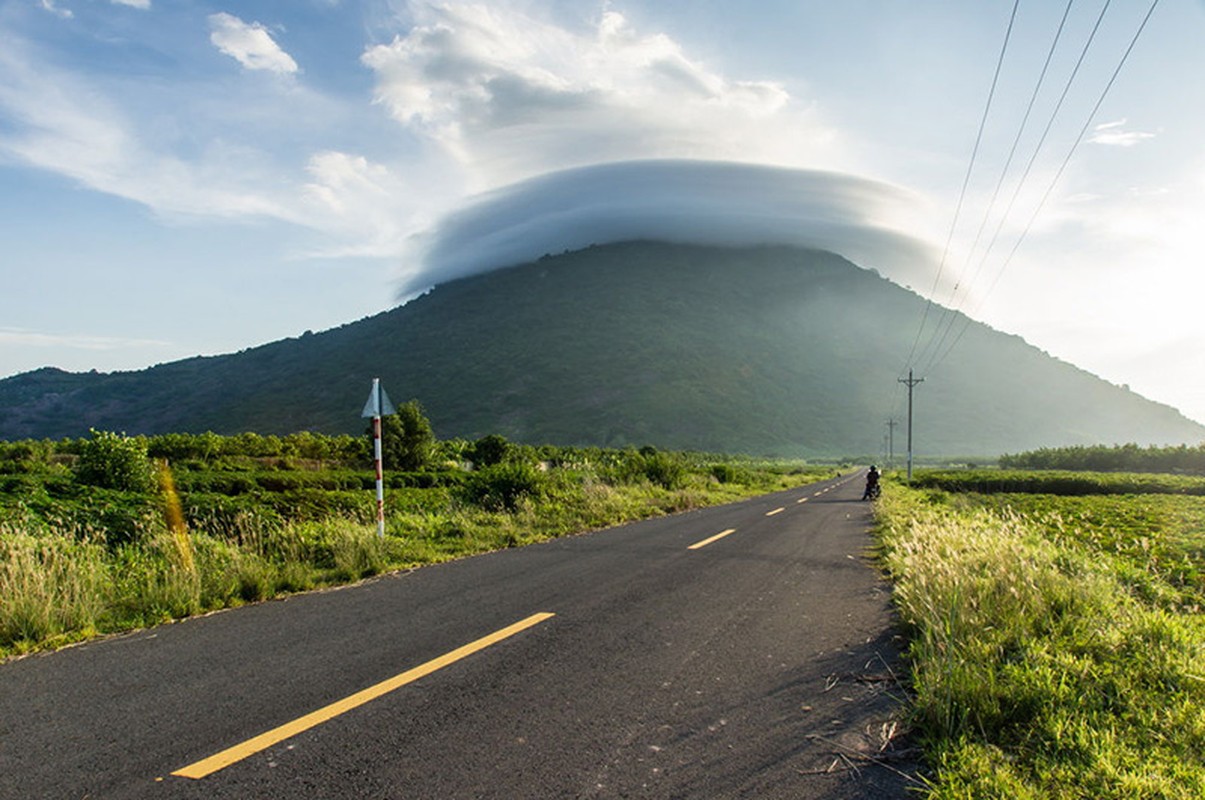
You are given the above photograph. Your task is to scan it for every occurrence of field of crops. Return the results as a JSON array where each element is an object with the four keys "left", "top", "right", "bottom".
[{"left": 878, "top": 470, "right": 1205, "bottom": 797}]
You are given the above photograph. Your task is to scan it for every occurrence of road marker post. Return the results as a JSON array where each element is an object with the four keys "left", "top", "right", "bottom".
[{"left": 361, "top": 378, "right": 395, "bottom": 538}]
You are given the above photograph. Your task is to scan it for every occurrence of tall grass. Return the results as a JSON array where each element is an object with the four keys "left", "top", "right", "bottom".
[
  {"left": 0, "top": 517, "right": 397, "bottom": 655},
  {"left": 1, "top": 462, "right": 831, "bottom": 657},
  {"left": 0, "top": 525, "right": 109, "bottom": 648},
  {"left": 876, "top": 485, "right": 1205, "bottom": 797}
]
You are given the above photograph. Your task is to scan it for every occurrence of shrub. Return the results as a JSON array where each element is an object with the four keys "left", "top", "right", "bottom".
[
  {"left": 470, "top": 434, "right": 510, "bottom": 467},
  {"left": 375, "top": 401, "right": 436, "bottom": 472},
  {"left": 642, "top": 451, "right": 686, "bottom": 490},
  {"left": 75, "top": 430, "right": 154, "bottom": 493},
  {"left": 462, "top": 462, "right": 545, "bottom": 510},
  {"left": 710, "top": 462, "right": 752, "bottom": 484}
]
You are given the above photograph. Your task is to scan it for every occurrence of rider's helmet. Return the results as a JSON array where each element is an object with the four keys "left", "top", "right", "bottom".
[{"left": 870, "top": 465, "right": 878, "bottom": 471}]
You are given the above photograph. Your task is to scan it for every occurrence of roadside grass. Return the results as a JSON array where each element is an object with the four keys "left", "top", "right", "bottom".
[
  {"left": 0, "top": 460, "right": 832, "bottom": 658},
  {"left": 876, "top": 481, "right": 1205, "bottom": 797},
  {"left": 911, "top": 468, "right": 1205, "bottom": 497}
]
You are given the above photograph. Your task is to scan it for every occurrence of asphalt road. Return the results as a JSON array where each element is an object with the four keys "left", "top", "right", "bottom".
[{"left": 0, "top": 473, "right": 919, "bottom": 799}]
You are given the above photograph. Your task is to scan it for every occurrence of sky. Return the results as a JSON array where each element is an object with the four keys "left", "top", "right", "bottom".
[{"left": 2, "top": 0, "right": 1204, "bottom": 426}]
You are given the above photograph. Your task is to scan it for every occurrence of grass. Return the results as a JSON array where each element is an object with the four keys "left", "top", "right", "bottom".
[
  {"left": 910, "top": 468, "right": 1205, "bottom": 497},
  {"left": 0, "top": 457, "right": 834, "bottom": 658},
  {"left": 876, "top": 478, "right": 1205, "bottom": 797}
]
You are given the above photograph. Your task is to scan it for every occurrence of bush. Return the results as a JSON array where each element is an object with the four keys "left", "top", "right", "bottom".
[
  {"left": 462, "top": 462, "right": 545, "bottom": 510},
  {"left": 470, "top": 434, "right": 510, "bottom": 467},
  {"left": 710, "top": 463, "right": 751, "bottom": 484},
  {"left": 75, "top": 430, "right": 154, "bottom": 493},
  {"left": 374, "top": 401, "right": 436, "bottom": 472},
  {"left": 642, "top": 451, "right": 686, "bottom": 490}
]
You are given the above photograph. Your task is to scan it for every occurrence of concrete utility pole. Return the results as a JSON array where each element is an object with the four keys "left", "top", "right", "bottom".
[
  {"left": 886, "top": 418, "right": 898, "bottom": 467},
  {"left": 897, "top": 370, "right": 924, "bottom": 481}
]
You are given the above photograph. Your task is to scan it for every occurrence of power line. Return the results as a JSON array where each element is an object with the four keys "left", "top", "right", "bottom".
[
  {"left": 913, "top": 0, "right": 1079, "bottom": 373},
  {"left": 917, "top": 0, "right": 1114, "bottom": 375},
  {"left": 925, "top": 0, "right": 1163, "bottom": 374},
  {"left": 900, "top": 0, "right": 1022, "bottom": 378}
]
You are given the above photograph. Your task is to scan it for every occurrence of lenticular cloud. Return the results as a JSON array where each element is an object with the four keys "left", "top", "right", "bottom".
[{"left": 410, "top": 160, "right": 937, "bottom": 295}]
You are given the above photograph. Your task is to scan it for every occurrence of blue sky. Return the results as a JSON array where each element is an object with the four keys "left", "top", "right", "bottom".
[{"left": 3, "top": 0, "right": 1204, "bottom": 426}]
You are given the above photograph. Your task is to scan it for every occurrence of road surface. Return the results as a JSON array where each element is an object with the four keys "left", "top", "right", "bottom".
[{"left": 0, "top": 473, "right": 919, "bottom": 798}]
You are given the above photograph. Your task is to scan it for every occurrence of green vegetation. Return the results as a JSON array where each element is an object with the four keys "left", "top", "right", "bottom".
[
  {"left": 2, "top": 243, "right": 1201, "bottom": 455},
  {"left": 75, "top": 429, "right": 155, "bottom": 492},
  {"left": 0, "top": 428, "right": 832, "bottom": 658},
  {"left": 911, "top": 468, "right": 1205, "bottom": 497},
  {"left": 1000, "top": 442, "right": 1205, "bottom": 474},
  {"left": 377, "top": 399, "right": 436, "bottom": 471},
  {"left": 877, "top": 471, "right": 1205, "bottom": 797}
]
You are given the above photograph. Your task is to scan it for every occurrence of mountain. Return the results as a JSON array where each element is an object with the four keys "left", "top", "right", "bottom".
[{"left": 1, "top": 242, "right": 1201, "bottom": 456}]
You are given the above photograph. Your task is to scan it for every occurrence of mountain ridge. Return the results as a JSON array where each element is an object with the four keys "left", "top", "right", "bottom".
[{"left": 1, "top": 241, "right": 1200, "bottom": 456}]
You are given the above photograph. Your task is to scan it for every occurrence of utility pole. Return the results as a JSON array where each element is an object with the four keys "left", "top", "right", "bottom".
[
  {"left": 886, "top": 418, "right": 898, "bottom": 467},
  {"left": 897, "top": 370, "right": 924, "bottom": 481}
]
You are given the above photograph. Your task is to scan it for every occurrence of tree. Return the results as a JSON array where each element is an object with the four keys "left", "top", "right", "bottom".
[
  {"left": 470, "top": 434, "right": 510, "bottom": 467},
  {"left": 377, "top": 400, "right": 435, "bottom": 471}
]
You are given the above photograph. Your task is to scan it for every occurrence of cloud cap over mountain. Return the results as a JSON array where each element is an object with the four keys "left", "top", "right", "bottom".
[{"left": 412, "top": 159, "right": 938, "bottom": 294}]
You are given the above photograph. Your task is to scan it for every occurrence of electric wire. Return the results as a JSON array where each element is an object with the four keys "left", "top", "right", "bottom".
[
  {"left": 885, "top": 0, "right": 1022, "bottom": 442},
  {"left": 916, "top": 0, "right": 1114, "bottom": 375},
  {"left": 899, "top": 0, "right": 1021, "bottom": 379},
  {"left": 925, "top": 0, "right": 1163, "bottom": 374},
  {"left": 911, "top": 0, "right": 1078, "bottom": 374}
]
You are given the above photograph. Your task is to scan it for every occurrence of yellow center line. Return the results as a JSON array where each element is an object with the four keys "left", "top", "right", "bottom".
[
  {"left": 813, "top": 490, "right": 824, "bottom": 496},
  {"left": 688, "top": 528, "right": 736, "bottom": 550},
  {"left": 796, "top": 497, "right": 809, "bottom": 504},
  {"left": 172, "top": 612, "right": 556, "bottom": 780},
  {"left": 765, "top": 507, "right": 785, "bottom": 516}
]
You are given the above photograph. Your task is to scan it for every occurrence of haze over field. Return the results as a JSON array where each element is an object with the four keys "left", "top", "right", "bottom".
[{"left": 2, "top": 1, "right": 1204, "bottom": 424}]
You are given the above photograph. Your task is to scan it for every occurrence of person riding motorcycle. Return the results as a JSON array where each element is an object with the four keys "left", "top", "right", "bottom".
[{"left": 862, "top": 465, "right": 881, "bottom": 500}]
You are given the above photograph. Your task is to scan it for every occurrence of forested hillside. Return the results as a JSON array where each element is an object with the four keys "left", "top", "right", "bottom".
[{"left": 1, "top": 242, "right": 1200, "bottom": 456}]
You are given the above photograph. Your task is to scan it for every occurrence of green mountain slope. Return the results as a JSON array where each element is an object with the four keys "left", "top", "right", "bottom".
[{"left": 1, "top": 242, "right": 1200, "bottom": 456}]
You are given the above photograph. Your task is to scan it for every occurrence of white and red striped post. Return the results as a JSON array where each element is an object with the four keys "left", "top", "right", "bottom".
[
  {"left": 372, "top": 407, "right": 385, "bottom": 537},
  {"left": 362, "top": 378, "right": 394, "bottom": 538}
]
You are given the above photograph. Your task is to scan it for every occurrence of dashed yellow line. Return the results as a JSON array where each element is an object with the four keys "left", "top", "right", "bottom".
[
  {"left": 688, "top": 528, "right": 737, "bottom": 550},
  {"left": 172, "top": 612, "right": 556, "bottom": 780},
  {"left": 797, "top": 497, "right": 809, "bottom": 504},
  {"left": 765, "top": 507, "right": 785, "bottom": 516}
]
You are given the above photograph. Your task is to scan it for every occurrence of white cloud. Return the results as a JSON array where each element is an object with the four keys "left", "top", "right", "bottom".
[
  {"left": 0, "top": 328, "right": 169, "bottom": 351},
  {"left": 300, "top": 151, "right": 424, "bottom": 257},
  {"left": 362, "top": 3, "right": 840, "bottom": 188},
  {"left": 208, "top": 12, "right": 299, "bottom": 75},
  {"left": 39, "top": 0, "right": 73, "bottom": 20},
  {"left": 1, "top": 0, "right": 865, "bottom": 280},
  {"left": 414, "top": 160, "right": 937, "bottom": 295},
  {"left": 0, "top": 0, "right": 859, "bottom": 273},
  {"left": 0, "top": 43, "right": 296, "bottom": 221},
  {"left": 0, "top": 33, "right": 421, "bottom": 259},
  {"left": 1088, "top": 119, "right": 1156, "bottom": 147},
  {"left": 111, "top": 0, "right": 151, "bottom": 9}
]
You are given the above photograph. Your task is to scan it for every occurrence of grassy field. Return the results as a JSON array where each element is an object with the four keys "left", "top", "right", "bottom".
[
  {"left": 876, "top": 471, "right": 1205, "bottom": 797},
  {"left": 0, "top": 437, "right": 835, "bottom": 658}
]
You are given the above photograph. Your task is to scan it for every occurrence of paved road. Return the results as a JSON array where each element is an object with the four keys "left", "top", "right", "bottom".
[{"left": 0, "top": 473, "right": 918, "bottom": 799}]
